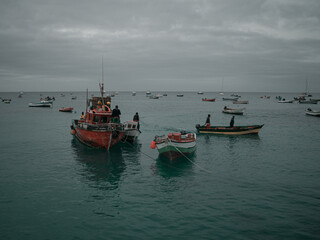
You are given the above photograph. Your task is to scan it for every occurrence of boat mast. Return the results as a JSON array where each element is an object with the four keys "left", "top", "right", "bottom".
[
  {"left": 99, "top": 57, "right": 106, "bottom": 110},
  {"left": 86, "top": 88, "right": 88, "bottom": 112}
]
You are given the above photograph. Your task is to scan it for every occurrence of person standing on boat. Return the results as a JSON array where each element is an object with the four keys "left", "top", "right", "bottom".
[
  {"left": 133, "top": 112, "right": 140, "bottom": 130},
  {"left": 230, "top": 116, "right": 235, "bottom": 127},
  {"left": 205, "top": 114, "right": 211, "bottom": 128},
  {"left": 112, "top": 105, "right": 121, "bottom": 123}
]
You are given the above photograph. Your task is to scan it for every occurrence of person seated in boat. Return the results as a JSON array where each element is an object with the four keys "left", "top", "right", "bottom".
[
  {"left": 97, "top": 101, "right": 103, "bottom": 111},
  {"left": 80, "top": 112, "right": 85, "bottom": 120},
  {"left": 230, "top": 116, "right": 235, "bottom": 128},
  {"left": 112, "top": 105, "right": 121, "bottom": 123},
  {"left": 133, "top": 112, "right": 140, "bottom": 130},
  {"left": 307, "top": 108, "right": 312, "bottom": 111},
  {"left": 205, "top": 114, "right": 211, "bottom": 128},
  {"left": 105, "top": 101, "right": 111, "bottom": 112},
  {"left": 224, "top": 106, "right": 228, "bottom": 110}
]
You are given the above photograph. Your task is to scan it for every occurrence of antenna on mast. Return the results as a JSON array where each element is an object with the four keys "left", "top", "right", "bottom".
[{"left": 99, "top": 56, "right": 106, "bottom": 110}]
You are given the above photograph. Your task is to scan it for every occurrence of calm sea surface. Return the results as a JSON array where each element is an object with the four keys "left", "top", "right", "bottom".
[{"left": 0, "top": 91, "right": 320, "bottom": 239}]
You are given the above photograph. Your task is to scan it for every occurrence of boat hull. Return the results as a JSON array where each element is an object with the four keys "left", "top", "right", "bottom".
[
  {"left": 156, "top": 141, "right": 196, "bottom": 160},
  {"left": 196, "top": 124, "right": 264, "bottom": 135},
  {"left": 72, "top": 122, "right": 124, "bottom": 150},
  {"left": 59, "top": 107, "right": 73, "bottom": 112},
  {"left": 305, "top": 111, "right": 320, "bottom": 116},
  {"left": 222, "top": 109, "right": 244, "bottom": 115},
  {"left": 29, "top": 103, "right": 52, "bottom": 107},
  {"left": 122, "top": 129, "right": 141, "bottom": 143}
]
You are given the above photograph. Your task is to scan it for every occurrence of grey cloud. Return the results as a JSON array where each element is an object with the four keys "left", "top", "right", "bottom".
[{"left": 0, "top": 0, "right": 320, "bottom": 92}]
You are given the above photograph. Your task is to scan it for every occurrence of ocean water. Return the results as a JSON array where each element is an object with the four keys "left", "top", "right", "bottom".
[{"left": 0, "top": 91, "right": 319, "bottom": 239}]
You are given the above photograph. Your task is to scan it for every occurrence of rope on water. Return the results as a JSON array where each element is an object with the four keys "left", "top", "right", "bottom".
[{"left": 168, "top": 139, "right": 212, "bottom": 174}]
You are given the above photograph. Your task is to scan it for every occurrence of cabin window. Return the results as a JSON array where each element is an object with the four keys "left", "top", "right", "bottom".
[
  {"left": 100, "top": 116, "right": 108, "bottom": 123},
  {"left": 93, "top": 115, "right": 99, "bottom": 123},
  {"left": 132, "top": 125, "right": 136, "bottom": 129}
]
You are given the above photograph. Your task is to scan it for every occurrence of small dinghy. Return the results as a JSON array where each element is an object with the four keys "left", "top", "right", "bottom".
[
  {"left": 305, "top": 108, "right": 320, "bottom": 117},
  {"left": 29, "top": 102, "right": 52, "bottom": 108},
  {"left": 223, "top": 97, "right": 239, "bottom": 101},
  {"left": 122, "top": 120, "right": 141, "bottom": 142},
  {"left": 151, "top": 131, "right": 196, "bottom": 160},
  {"left": 233, "top": 100, "right": 248, "bottom": 104},
  {"left": 278, "top": 99, "right": 294, "bottom": 103},
  {"left": 202, "top": 98, "right": 216, "bottom": 102},
  {"left": 299, "top": 100, "right": 317, "bottom": 104},
  {"left": 59, "top": 107, "right": 73, "bottom": 112},
  {"left": 222, "top": 107, "right": 245, "bottom": 115}
]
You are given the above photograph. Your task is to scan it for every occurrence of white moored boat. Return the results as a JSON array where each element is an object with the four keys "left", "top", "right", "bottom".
[
  {"left": 122, "top": 121, "right": 141, "bottom": 142},
  {"left": 222, "top": 107, "right": 245, "bottom": 115},
  {"left": 305, "top": 108, "right": 320, "bottom": 117},
  {"left": 29, "top": 102, "right": 52, "bottom": 107},
  {"left": 278, "top": 99, "right": 294, "bottom": 103}
]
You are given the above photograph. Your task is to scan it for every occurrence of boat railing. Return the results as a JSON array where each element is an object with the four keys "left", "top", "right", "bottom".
[{"left": 74, "top": 120, "right": 124, "bottom": 131}]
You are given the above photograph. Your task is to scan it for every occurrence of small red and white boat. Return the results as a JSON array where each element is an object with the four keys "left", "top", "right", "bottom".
[
  {"left": 151, "top": 131, "right": 196, "bottom": 160},
  {"left": 59, "top": 107, "right": 73, "bottom": 112},
  {"left": 202, "top": 98, "right": 216, "bottom": 102}
]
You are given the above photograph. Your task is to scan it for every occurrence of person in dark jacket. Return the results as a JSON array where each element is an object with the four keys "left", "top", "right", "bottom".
[
  {"left": 112, "top": 105, "right": 121, "bottom": 123},
  {"left": 230, "top": 116, "right": 235, "bottom": 127},
  {"left": 133, "top": 112, "right": 140, "bottom": 130},
  {"left": 133, "top": 112, "right": 139, "bottom": 122},
  {"left": 205, "top": 114, "right": 211, "bottom": 128}
]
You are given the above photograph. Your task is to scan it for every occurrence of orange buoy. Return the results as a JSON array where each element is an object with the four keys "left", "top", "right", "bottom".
[
  {"left": 150, "top": 141, "right": 156, "bottom": 149},
  {"left": 70, "top": 129, "right": 76, "bottom": 135}
]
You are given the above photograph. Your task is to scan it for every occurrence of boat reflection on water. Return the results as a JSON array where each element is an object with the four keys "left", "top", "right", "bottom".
[
  {"left": 120, "top": 141, "right": 142, "bottom": 166},
  {"left": 71, "top": 139, "right": 125, "bottom": 190},
  {"left": 152, "top": 153, "right": 195, "bottom": 179}
]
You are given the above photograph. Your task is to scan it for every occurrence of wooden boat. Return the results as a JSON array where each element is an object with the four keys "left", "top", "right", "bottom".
[
  {"left": 305, "top": 108, "right": 320, "bottom": 116},
  {"left": 59, "top": 107, "right": 73, "bottom": 112},
  {"left": 222, "top": 107, "right": 245, "bottom": 115},
  {"left": 223, "top": 97, "right": 239, "bottom": 101},
  {"left": 233, "top": 100, "right": 248, "bottom": 104},
  {"left": 195, "top": 124, "right": 264, "bottom": 135},
  {"left": 151, "top": 131, "right": 196, "bottom": 160},
  {"left": 177, "top": 94, "right": 184, "bottom": 97},
  {"left": 29, "top": 102, "right": 52, "bottom": 107},
  {"left": 310, "top": 99, "right": 320, "bottom": 102},
  {"left": 299, "top": 100, "right": 317, "bottom": 104},
  {"left": 71, "top": 96, "right": 77, "bottom": 100},
  {"left": 197, "top": 92, "right": 204, "bottom": 95},
  {"left": 122, "top": 120, "right": 141, "bottom": 142},
  {"left": 202, "top": 98, "right": 216, "bottom": 102}
]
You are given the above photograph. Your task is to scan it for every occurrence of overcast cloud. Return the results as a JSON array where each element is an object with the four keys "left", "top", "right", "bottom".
[{"left": 0, "top": 0, "right": 320, "bottom": 92}]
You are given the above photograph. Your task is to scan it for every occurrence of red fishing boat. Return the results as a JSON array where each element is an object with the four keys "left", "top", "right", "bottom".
[
  {"left": 202, "top": 98, "right": 216, "bottom": 102},
  {"left": 70, "top": 83, "right": 124, "bottom": 150},
  {"left": 59, "top": 107, "right": 73, "bottom": 112}
]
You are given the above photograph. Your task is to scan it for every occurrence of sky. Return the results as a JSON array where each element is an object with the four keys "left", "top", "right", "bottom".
[{"left": 0, "top": 0, "right": 320, "bottom": 92}]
